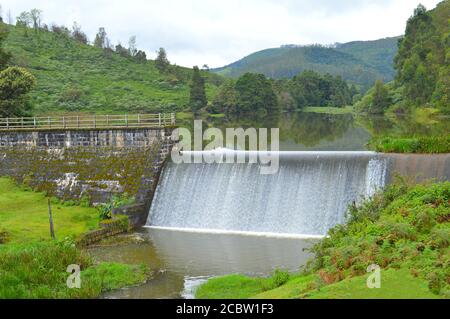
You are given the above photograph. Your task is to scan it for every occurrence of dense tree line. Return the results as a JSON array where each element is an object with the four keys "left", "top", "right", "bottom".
[
  {"left": 356, "top": 2, "right": 449, "bottom": 114},
  {"left": 209, "top": 70, "right": 356, "bottom": 116}
]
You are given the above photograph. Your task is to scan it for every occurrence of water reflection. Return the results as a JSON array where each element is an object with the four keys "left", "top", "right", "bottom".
[{"left": 176, "top": 112, "right": 450, "bottom": 151}]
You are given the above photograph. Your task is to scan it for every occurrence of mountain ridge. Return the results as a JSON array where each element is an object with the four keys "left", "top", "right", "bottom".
[{"left": 213, "top": 36, "right": 401, "bottom": 91}]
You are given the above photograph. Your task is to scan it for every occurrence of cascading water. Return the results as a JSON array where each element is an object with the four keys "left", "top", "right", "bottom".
[{"left": 146, "top": 151, "right": 388, "bottom": 236}]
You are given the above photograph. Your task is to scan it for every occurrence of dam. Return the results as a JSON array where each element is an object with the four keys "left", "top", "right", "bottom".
[{"left": 146, "top": 150, "right": 450, "bottom": 237}]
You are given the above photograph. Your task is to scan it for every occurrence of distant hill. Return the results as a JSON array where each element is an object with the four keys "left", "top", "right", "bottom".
[
  {"left": 214, "top": 37, "right": 401, "bottom": 91},
  {"left": 3, "top": 25, "right": 222, "bottom": 114}
]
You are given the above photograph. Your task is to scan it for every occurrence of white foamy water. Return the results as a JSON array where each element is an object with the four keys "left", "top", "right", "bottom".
[{"left": 147, "top": 151, "right": 388, "bottom": 236}]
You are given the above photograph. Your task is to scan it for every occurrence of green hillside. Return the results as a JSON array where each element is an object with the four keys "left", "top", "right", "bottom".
[
  {"left": 214, "top": 37, "right": 400, "bottom": 91},
  {"left": 3, "top": 25, "right": 222, "bottom": 115}
]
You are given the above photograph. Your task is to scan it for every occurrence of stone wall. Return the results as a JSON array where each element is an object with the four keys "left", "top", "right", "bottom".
[{"left": 0, "top": 128, "right": 176, "bottom": 210}]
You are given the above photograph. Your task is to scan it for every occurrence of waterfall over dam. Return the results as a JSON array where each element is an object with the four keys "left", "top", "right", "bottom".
[{"left": 146, "top": 151, "right": 389, "bottom": 236}]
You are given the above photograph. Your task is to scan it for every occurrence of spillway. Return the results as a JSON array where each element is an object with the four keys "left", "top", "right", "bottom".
[{"left": 146, "top": 151, "right": 389, "bottom": 236}]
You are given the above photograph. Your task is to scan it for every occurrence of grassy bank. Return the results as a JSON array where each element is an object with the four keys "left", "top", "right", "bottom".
[
  {"left": 368, "top": 136, "right": 450, "bottom": 153},
  {"left": 302, "top": 106, "right": 353, "bottom": 115},
  {"left": 0, "top": 177, "right": 151, "bottom": 298},
  {"left": 196, "top": 180, "right": 450, "bottom": 299},
  {"left": 0, "top": 177, "right": 98, "bottom": 243},
  {"left": 0, "top": 241, "right": 149, "bottom": 298}
]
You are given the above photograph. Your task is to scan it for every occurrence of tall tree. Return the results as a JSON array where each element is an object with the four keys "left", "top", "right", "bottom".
[
  {"left": 155, "top": 47, "right": 170, "bottom": 73},
  {"left": 16, "top": 11, "right": 31, "bottom": 37},
  {"left": 189, "top": 66, "right": 207, "bottom": 112},
  {"left": 94, "top": 27, "right": 107, "bottom": 48},
  {"left": 128, "top": 36, "right": 137, "bottom": 57},
  {"left": 370, "top": 80, "right": 391, "bottom": 113},
  {"left": 29, "top": 9, "right": 43, "bottom": 32},
  {"left": 7, "top": 10, "right": 13, "bottom": 25},
  {"left": 72, "top": 22, "right": 88, "bottom": 44}
]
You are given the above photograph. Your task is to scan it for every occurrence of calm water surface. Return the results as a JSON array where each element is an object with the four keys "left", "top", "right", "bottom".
[{"left": 89, "top": 228, "right": 316, "bottom": 299}]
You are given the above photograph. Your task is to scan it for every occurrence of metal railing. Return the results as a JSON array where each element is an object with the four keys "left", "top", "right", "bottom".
[{"left": 0, "top": 113, "right": 176, "bottom": 130}]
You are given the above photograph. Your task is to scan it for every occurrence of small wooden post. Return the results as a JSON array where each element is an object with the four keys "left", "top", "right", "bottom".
[
  {"left": 106, "top": 115, "right": 109, "bottom": 127},
  {"left": 77, "top": 116, "right": 80, "bottom": 128},
  {"left": 6, "top": 118, "right": 9, "bottom": 129},
  {"left": 158, "top": 113, "right": 161, "bottom": 127},
  {"left": 34, "top": 117, "right": 37, "bottom": 128},
  {"left": 48, "top": 198, "right": 55, "bottom": 240},
  {"left": 94, "top": 114, "right": 96, "bottom": 128},
  {"left": 125, "top": 114, "right": 128, "bottom": 127}
]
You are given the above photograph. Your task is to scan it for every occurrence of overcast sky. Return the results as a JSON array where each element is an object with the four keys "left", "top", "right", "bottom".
[{"left": 0, "top": 0, "right": 442, "bottom": 68}]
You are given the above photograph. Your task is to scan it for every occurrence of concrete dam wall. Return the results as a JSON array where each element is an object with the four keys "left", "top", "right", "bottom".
[{"left": 0, "top": 128, "right": 175, "bottom": 207}]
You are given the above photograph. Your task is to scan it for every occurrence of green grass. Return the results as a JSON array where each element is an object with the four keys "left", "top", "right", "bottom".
[
  {"left": 302, "top": 106, "right": 354, "bottom": 114},
  {"left": 0, "top": 241, "right": 150, "bottom": 298},
  {"left": 4, "top": 25, "right": 222, "bottom": 114},
  {"left": 368, "top": 136, "right": 450, "bottom": 153},
  {"left": 196, "top": 181, "right": 450, "bottom": 299},
  {"left": 196, "top": 269, "right": 440, "bottom": 299},
  {"left": 306, "top": 268, "right": 439, "bottom": 299},
  {"left": 0, "top": 177, "right": 99, "bottom": 243},
  {"left": 0, "top": 177, "right": 151, "bottom": 298}
]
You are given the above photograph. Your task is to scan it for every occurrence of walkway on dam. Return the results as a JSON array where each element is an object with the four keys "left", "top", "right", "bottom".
[{"left": 0, "top": 113, "right": 176, "bottom": 131}]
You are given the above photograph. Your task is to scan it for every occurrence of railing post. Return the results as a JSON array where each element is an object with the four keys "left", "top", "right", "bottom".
[
  {"left": 137, "top": 114, "right": 140, "bottom": 126},
  {"left": 106, "top": 115, "right": 109, "bottom": 127},
  {"left": 21, "top": 117, "right": 24, "bottom": 128},
  {"left": 63, "top": 116, "right": 66, "bottom": 129},
  {"left": 159, "top": 113, "right": 161, "bottom": 127},
  {"left": 94, "top": 115, "right": 96, "bottom": 128},
  {"left": 6, "top": 118, "right": 9, "bottom": 129},
  {"left": 34, "top": 117, "right": 36, "bottom": 128},
  {"left": 48, "top": 117, "right": 51, "bottom": 128},
  {"left": 125, "top": 114, "right": 128, "bottom": 127},
  {"left": 77, "top": 116, "right": 80, "bottom": 128}
]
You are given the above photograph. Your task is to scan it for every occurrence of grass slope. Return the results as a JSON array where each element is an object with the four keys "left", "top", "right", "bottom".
[
  {"left": 196, "top": 181, "right": 450, "bottom": 299},
  {"left": 0, "top": 177, "right": 98, "bottom": 243},
  {"left": 0, "top": 177, "right": 150, "bottom": 298},
  {"left": 4, "top": 25, "right": 222, "bottom": 114}
]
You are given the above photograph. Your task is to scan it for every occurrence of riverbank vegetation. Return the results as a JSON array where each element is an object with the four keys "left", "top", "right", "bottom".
[
  {"left": 196, "top": 180, "right": 450, "bottom": 299},
  {"left": 368, "top": 136, "right": 450, "bottom": 153},
  {"left": 0, "top": 177, "right": 151, "bottom": 298}
]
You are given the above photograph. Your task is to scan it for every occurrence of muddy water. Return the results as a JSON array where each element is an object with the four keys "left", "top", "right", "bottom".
[{"left": 88, "top": 228, "right": 317, "bottom": 299}]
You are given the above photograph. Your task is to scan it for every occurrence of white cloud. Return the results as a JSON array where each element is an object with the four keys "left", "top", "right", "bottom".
[{"left": 0, "top": 0, "right": 443, "bottom": 67}]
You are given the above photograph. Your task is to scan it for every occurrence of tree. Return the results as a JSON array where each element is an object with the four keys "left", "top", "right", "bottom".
[
  {"left": 0, "top": 67, "right": 36, "bottom": 117},
  {"left": 115, "top": 43, "right": 130, "bottom": 57},
  {"left": 17, "top": 12, "right": 31, "bottom": 27},
  {"left": 134, "top": 50, "right": 147, "bottom": 63},
  {"left": 210, "top": 79, "right": 237, "bottom": 114},
  {"left": 235, "top": 73, "right": 278, "bottom": 115},
  {"left": 370, "top": 80, "right": 391, "bottom": 113},
  {"left": 128, "top": 36, "right": 137, "bottom": 57},
  {"left": 30, "top": 9, "right": 43, "bottom": 32},
  {"left": 0, "top": 23, "right": 11, "bottom": 70},
  {"left": 94, "top": 27, "right": 107, "bottom": 48},
  {"left": 155, "top": 47, "right": 170, "bottom": 73},
  {"left": 7, "top": 10, "right": 13, "bottom": 25},
  {"left": 189, "top": 66, "right": 207, "bottom": 112},
  {"left": 72, "top": 22, "right": 88, "bottom": 44}
]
